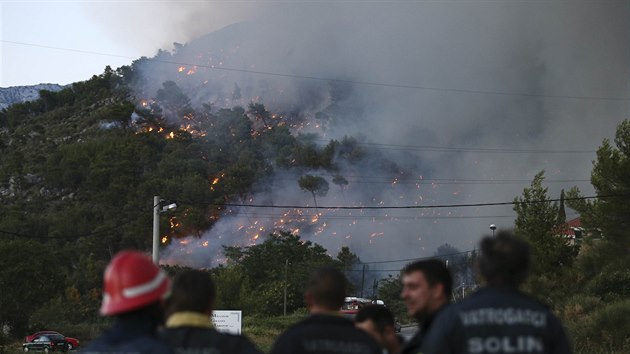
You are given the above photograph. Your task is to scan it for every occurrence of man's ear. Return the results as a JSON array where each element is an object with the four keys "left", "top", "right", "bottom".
[{"left": 432, "top": 282, "right": 446, "bottom": 301}]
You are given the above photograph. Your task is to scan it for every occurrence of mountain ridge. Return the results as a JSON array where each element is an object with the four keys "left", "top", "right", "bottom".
[{"left": 0, "top": 83, "right": 65, "bottom": 110}]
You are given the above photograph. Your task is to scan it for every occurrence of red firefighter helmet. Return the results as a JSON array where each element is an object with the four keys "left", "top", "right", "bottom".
[{"left": 100, "top": 250, "right": 171, "bottom": 316}]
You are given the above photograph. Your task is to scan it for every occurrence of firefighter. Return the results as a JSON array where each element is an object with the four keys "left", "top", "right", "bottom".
[
  {"left": 400, "top": 259, "right": 452, "bottom": 354},
  {"left": 421, "top": 232, "right": 573, "bottom": 354},
  {"left": 270, "top": 267, "right": 381, "bottom": 354},
  {"left": 160, "top": 269, "right": 262, "bottom": 354},
  {"left": 81, "top": 250, "right": 173, "bottom": 354}
]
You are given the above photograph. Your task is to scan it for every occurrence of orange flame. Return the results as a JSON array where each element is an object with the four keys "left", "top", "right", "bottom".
[{"left": 161, "top": 236, "right": 168, "bottom": 244}]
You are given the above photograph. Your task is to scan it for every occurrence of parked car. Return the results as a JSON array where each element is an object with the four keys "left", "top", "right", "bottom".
[
  {"left": 22, "top": 334, "right": 68, "bottom": 352},
  {"left": 25, "top": 331, "right": 79, "bottom": 351}
]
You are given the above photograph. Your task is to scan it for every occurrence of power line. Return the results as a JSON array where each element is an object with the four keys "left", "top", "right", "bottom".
[
  {"left": 2, "top": 39, "right": 629, "bottom": 102},
  {"left": 356, "top": 249, "right": 476, "bottom": 265},
  {"left": 298, "top": 174, "right": 592, "bottom": 182},
  {"left": 213, "top": 211, "right": 579, "bottom": 220},
  {"left": 271, "top": 176, "right": 591, "bottom": 185},
  {"left": 173, "top": 194, "right": 619, "bottom": 210},
  {"left": 318, "top": 140, "right": 598, "bottom": 154},
  {"left": 271, "top": 171, "right": 592, "bottom": 184},
  {"left": 215, "top": 213, "right": 520, "bottom": 220}
]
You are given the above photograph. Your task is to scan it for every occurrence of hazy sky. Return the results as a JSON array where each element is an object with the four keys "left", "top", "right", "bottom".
[{"left": 1, "top": 1, "right": 247, "bottom": 87}]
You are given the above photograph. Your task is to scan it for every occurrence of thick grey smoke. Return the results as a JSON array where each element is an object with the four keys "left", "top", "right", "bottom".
[{"left": 93, "top": 1, "right": 629, "bottom": 271}]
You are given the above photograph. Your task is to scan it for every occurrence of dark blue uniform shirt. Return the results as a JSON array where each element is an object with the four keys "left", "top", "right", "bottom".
[
  {"left": 80, "top": 316, "right": 174, "bottom": 354},
  {"left": 160, "top": 312, "right": 262, "bottom": 354},
  {"left": 401, "top": 305, "right": 447, "bottom": 354},
  {"left": 270, "top": 314, "right": 382, "bottom": 354},
  {"left": 421, "top": 287, "right": 572, "bottom": 354}
]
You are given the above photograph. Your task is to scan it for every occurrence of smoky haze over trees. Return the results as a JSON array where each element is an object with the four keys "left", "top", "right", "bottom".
[{"left": 111, "top": 1, "right": 630, "bottom": 268}]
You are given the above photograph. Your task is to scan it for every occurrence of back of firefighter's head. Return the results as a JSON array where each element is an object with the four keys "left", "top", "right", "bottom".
[
  {"left": 100, "top": 250, "right": 171, "bottom": 317},
  {"left": 165, "top": 269, "right": 216, "bottom": 317},
  {"left": 478, "top": 231, "right": 530, "bottom": 288},
  {"left": 305, "top": 266, "right": 347, "bottom": 311}
]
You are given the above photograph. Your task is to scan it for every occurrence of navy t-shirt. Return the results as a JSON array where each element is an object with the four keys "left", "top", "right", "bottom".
[
  {"left": 421, "top": 287, "right": 572, "bottom": 354},
  {"left": 271, "top": 314, "right": 382, "bottom": 354}
]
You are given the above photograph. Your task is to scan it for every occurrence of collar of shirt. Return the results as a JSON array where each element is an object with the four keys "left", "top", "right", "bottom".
[{"left": 166, "top": 312, "right": 214, "bottom": 329}]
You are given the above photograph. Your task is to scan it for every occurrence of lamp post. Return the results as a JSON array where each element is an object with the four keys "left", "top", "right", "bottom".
[
  {"left": 152, "top": 196, "right": 177, "bottom": 264},
  {"left": 152, "top": 196, "right": 160, "bottom": 264},
  {"left": 489, "top": 224, "right": 497, "bottom": 237}
]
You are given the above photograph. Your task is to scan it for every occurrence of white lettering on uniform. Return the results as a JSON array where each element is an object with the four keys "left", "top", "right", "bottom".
[
  {"left": 485, "top": 337, "right": 500, "bottom": 353},
  {"left": 459, "top": 308, "right": 547, "bottom": 328},
  {"left": 469, "top": 338, "right": 483, "bottom": 354},
  {"left": 467, "top": 336, "right": 544, "bottom": 353}
]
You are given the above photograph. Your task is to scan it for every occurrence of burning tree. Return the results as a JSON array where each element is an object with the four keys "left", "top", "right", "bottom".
[{"left": 298, "top": 175, "right": 329, "bottom": 213}]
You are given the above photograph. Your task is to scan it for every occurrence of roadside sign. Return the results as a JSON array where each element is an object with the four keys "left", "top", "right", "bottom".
[{"left": 211, "top": 310, "right": 242, "bottom": 334}]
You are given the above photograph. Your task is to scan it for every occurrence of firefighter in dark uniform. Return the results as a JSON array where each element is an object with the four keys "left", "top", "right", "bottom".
[
  {"left": 421, "top": 232, "right": 573, "bottom": 354},
  {"left": 160, "top": 269, "right": 262, "bottom": 354},
  {"left": 270, "top": 267, "right": 382, "bottom": 354},
  {"left": 400, "top": 259, "right": 452, "bottom": 354},
  {"left": 81, "top": 250, "right": 174, "bottom": 354}
]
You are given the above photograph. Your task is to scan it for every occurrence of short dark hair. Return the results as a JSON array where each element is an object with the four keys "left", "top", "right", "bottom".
[
  {"left": 355, "top": 305, "right": 395, "bottom": 333},
  {"left": 167, "top": 270, "right": 215, "bottom": 314},
  {"left": 478, "top": 231, "right": 530, "bottom": 288},
  {"left": 307, "top": 267, "right": 347, "bottom": 310},
  {"left": 403, "top": 259, "right": 452, "bottom": 300}
]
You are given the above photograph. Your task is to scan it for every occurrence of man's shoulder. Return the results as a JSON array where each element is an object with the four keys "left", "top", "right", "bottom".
[
  {"left": 459, "top": 287, "right": 556, "bottom": 313},
  {"left": 271, "top": 315, "right": 380, "bottom": 354},
  {"left": 400, "top": 331, "right": 424, "bottom": 354},
  {"left": 161, "top": 327, "right": 260, "bottom": 353},
  {"left": 286, "top": 314, "right": 355, "bottom": 331}
]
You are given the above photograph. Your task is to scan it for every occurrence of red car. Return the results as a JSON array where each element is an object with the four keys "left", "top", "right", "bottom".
[{"left": 25, "top": 331, "right": 79, "bottom": 351}]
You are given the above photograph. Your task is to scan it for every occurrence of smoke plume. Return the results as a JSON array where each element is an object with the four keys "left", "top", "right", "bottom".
[{"left": 91, "top": 1, "right": 630, "bottom": 272}]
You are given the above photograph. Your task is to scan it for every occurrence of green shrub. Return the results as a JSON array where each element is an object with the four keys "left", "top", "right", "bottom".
[
  {"left": 565, "top": 299, "right": 630, "bottom": 353},
  {"left": 586, "top": 268, "right": 630, "bottom": 301}
]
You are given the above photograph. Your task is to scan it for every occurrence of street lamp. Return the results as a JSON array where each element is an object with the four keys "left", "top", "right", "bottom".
[
  {"left": 152, "top": 196, "right": 177, "bottom": 264},
  {"left": 489, "top": 224, "right": 497, "bottom": 237}
]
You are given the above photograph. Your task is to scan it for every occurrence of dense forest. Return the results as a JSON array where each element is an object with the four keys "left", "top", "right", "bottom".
[{"left": 1, "top": 65, "right": 629, "bottom": 353}]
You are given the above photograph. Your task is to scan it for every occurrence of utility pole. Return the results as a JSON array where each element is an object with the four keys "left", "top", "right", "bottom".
[
  {"left": 360, "top": 264, "right": 366, "bottom": 298},
  {"left": 283, "top": 259, "right": 288, "bottom": 316},
  {"left": 152, "top": 196, "right": 160, "bottom": 264},
  {"left": 372, "top": 279, "right": 378, "bottom": 301}
]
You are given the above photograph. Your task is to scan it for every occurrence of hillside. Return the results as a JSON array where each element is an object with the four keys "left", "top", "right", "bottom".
[{"left": 0, "top": 65, "right": 380, "bottom": 338}]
